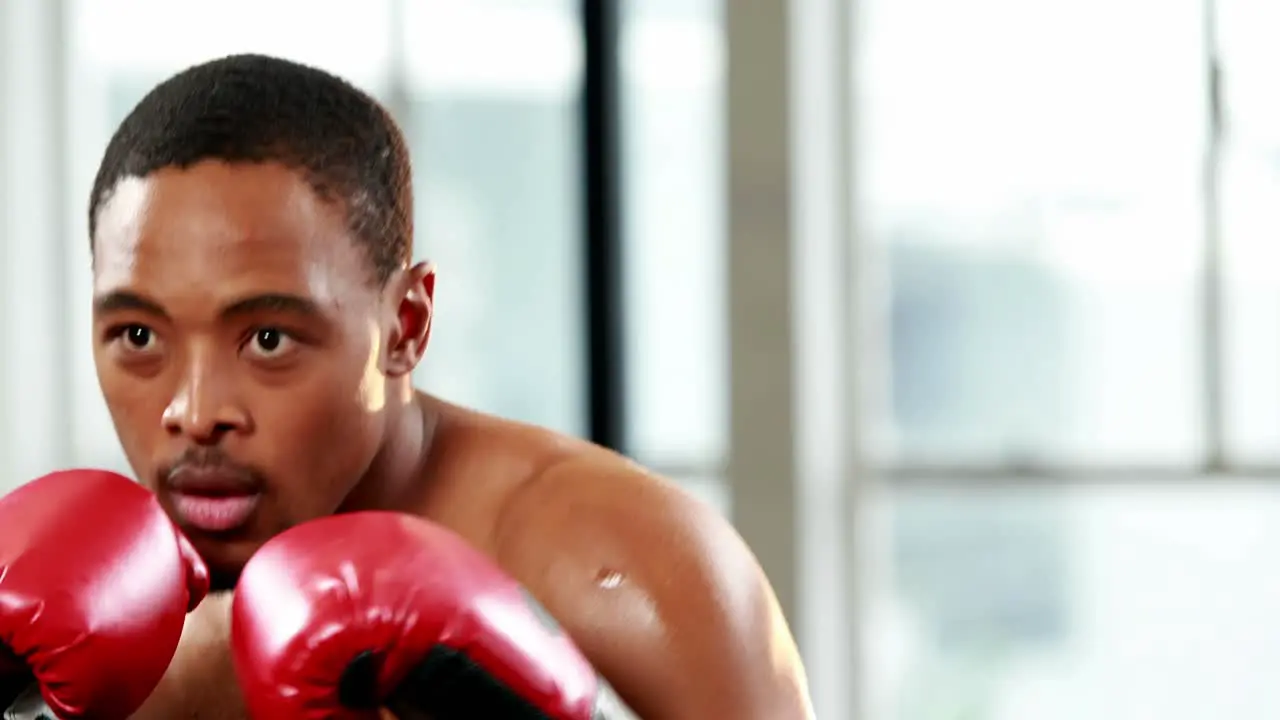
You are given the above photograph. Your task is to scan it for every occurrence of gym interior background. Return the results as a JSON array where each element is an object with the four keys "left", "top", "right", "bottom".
[{"left": 2, "top": 0, "right": 1279, "bottom": 718}]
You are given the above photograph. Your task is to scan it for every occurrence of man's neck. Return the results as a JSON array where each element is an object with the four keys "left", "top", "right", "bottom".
[{"left": 339, "top": 391, "right": 439, "bottom": 513}]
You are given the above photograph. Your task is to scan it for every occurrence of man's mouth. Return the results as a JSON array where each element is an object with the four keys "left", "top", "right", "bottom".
[
  {"left": 166, "top": 466, "right": 263, "bottom": 533},
  {"left": 170, "top": 491, "right": 260, "bottom": 533}
]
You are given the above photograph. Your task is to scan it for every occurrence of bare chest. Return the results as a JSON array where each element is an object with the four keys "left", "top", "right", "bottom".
[{"left": 128, "top": 593, "right": 243, "bottom": 720}]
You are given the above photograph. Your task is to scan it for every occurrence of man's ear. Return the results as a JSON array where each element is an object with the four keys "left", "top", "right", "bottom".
[{"left": 384, "top": 261, "right": 435, "bottom": 377}]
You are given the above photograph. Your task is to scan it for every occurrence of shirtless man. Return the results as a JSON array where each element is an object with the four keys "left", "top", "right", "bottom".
[{"left": 63, "top": 54, "right": 811, "bottom": 719}]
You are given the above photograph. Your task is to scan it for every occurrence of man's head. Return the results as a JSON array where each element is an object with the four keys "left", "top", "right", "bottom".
[{"left": 89, "top": 54, "right": 435, "bottom": 589}]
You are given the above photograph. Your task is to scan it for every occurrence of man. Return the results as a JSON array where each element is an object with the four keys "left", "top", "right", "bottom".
[{"left": 83, "top": 54, "right": 810, "bottom": 718}]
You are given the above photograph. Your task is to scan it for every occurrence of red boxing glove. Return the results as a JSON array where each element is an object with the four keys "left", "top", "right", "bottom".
[
  {"left": 231, "top": 512, "right": 616, "bottom": 719},
  {"left": 0, "top": 469, "right": 209, "bottom": 718}
]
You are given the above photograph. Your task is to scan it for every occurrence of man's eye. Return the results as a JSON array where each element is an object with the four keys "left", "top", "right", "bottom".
[
  {"left": 121, "top": 325, "right": 155, "bottom": 350},
  {"left": 245, "top": 328, "right": 296, "bottom": 358}
]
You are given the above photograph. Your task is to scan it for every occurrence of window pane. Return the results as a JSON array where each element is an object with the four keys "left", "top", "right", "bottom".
[
  {"left": 1218, "top": 0, "right": 1280, "bottom": 464},
  {"left": 868, "top": 482, "right": 1280, "bottom": 720},
  {"left": 66, "top": 0, "right": 396, "bottom": 467},
  {"left": 403, "top": 1, "right": 586, "bottom": 436},
  {"left": 619, "top": 0, "right": 728, "bottom": 470},
  {"left": 71, "top": 0, "right": 394, "bottom": 83},
  {"left": 859, "top": 0, "right": 1208, "bottom": 466}
]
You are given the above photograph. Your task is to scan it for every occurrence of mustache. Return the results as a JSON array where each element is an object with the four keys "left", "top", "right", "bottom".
[{"left": 157, "top": 448, "right": 267, "bottom": 490}]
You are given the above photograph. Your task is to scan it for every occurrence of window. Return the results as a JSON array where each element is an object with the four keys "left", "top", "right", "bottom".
[
  {"left": 858, "top": 0, "right": 1280, "bottom": 717},
  {"left": 1219, "top": 0, "right": 1280, "bottom": 464},
  {"left": 400, "top": 1, "right": 586, "bottom": 436},
  {"left": 862, "top": 0, "right": 1207, "bottom": 468},
  {"left": 619, "top": 0, "right": 728, "bottom": 513},
  {"left": 868, "top": 483, "right": 1280, "bottom": 720}
]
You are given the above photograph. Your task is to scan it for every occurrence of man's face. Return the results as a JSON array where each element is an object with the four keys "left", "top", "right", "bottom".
[{"left": 92, "top": 161, "right": 392, "bottom": 588}]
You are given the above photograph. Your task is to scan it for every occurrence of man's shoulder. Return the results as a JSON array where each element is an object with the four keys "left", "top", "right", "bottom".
[
  {"left": 495, "top": 450, "right": 722, "bottom": 563},
  {"left": 428, "top": 399, "right": 598, "bottom": 480},
  {"left": 489, "top": 449, "right": 753, "bottom": 619},
  {"left": 488, "top": 452, "right": 810, "bottom": 718},
  {"left": 426, "top": 399, "right": 744, "bottom": 594}
]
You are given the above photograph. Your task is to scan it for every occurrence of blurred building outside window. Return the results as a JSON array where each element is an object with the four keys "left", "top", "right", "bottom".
[{"left": 859, "top": 1, "right": 1280, "bottom": 718}]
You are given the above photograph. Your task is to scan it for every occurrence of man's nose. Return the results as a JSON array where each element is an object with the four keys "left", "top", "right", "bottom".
[{"left": 162, "top": 358, "right": 251, "bottom": 443}]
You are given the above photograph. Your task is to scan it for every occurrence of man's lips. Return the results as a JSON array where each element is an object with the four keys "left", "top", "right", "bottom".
[
  {"left": 170, "top": 492, "right": 260, "bottom": 533},
  {"left": 166, "top": 466, "right": 262, "bottom": 533}
]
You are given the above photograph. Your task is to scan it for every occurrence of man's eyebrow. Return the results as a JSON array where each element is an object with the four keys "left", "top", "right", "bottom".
[
  {"left": 93, "top": 290, "right": 168, "bottom": 318},
  {"left": 92, "top": 291, "right": 324, "bottom": 321},
  {"left": 219, "top": 293, "right": 323, "bottom": 320}
]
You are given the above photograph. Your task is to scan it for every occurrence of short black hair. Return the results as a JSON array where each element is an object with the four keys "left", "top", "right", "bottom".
[{"left": 88, "top": 53, "right": 413, "bottom": 285}]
